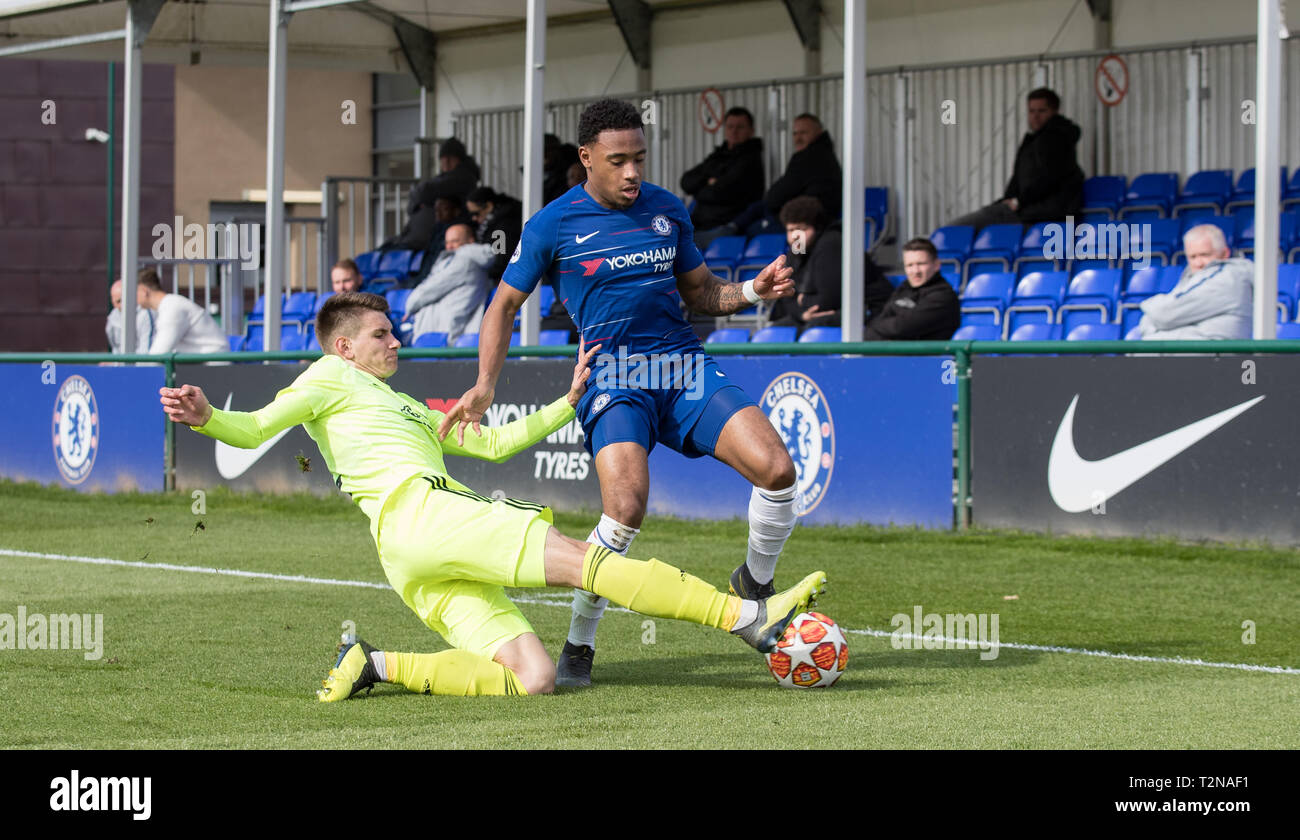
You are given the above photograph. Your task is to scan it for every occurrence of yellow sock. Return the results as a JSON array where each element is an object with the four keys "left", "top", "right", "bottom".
[
  {"left": 384, "top": 650, "right": 528, "bottom": 696},
  {"left": 581, "top": 545, "right": 742, "bottom": 630}
]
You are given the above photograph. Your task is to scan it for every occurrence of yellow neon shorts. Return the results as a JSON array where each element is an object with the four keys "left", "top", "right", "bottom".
[{"left": 376, "top": 475, "right": 552, "bottom": 658}]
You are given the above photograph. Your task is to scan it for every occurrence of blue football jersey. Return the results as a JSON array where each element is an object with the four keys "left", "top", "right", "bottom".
[{"left": 502, "top": 182, "right": 706, "bottom": 357}]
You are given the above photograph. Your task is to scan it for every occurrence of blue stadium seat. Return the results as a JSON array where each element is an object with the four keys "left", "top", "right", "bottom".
[
  {"left": 1009, "top": 322, "right": 1061, "bottom": 341},
  {"left": 864, "top": 186, "right": 889, "bottom": 247},
  {"left": 963, "top": 223, "right": 1023, "bottom": 282},
  {"left": 734, "top": 234, "right": 787, "bottom": 282},
  {"left": 959, "top": 272, "right": 1015, "bottom": 326},
  {"left": 1283, "top": 169, "right": 1300, "bottom": 211},
  {"left": 930, "top": 225, "right": 974, "bottom": 273},
  {"left": 538, "top": 329, "right": 570, "bottom": 345},
  {"left": 283, "top": 292, "right": 316, "bottom": 329},
  {"left": 306, "top": 333, "right": 321, "bottom": 352},
  {"left": 1080, "top": 210, "right": 1112, "bottom": 227},
  {"left": 509, "top": 332, "right": 522, "bottom": 346},
  {"left": 1119, "top": 264, "right": 1182, "bottom": 333},
  {"left": 1119, "top": 172, "right": 1178, "bottom": 219},
  {"left": 361, "top": 279, "right": 397, "bottom": 295},
  {"left": 353, "top": 251, "right": 381, "bottom": 279},
  {"left": 940, "top": 270, "right": 961, "bottom": 290},
  {"left": 706, "top": 327, "right": 750, "bottom": 344},
  {"left": 702, "top": 235, "right": 747, "bottom": 283},
  {"left": 799, "top": 326, "right": 842, "bottom": 343},
  {"left": 1066, "top": 257, "right": 1113, "bottom": 276},
  {"left": 1016, "top": 259, "right": 1056, "bottom": 280},
  {"left": 1282, "top": 210, "right": 1300, "bottom": 262},
  {"left": 313, "top": 291, "right": 335, "bottom": 314},
  {"left": 1066, "top": 322, "right": 1121, "bottom": 342},
  {"left": 454, "top": 333, "right": 479, "bottom": 348},
  {"left": 1175, "top": 206, "right": 1221, "bottom": 225},
  {"left": 1278, "top": 264, "right": 1300, "bottom": 321},
  {"left": 412, "top": 331, "right": 449, "bottom": 348},
  {"left": 227, "top": 334, "right": 244, "bottom": 352},
  {"left": 1058, "top": 269, "right": 1122, "bottom": 333},
  {"left": 1082, "top": 175, "right": 1126, "bottom": 219},
  {"left": 1013, "top": 222, "right": 1058, "bottom": 275},
  {"left": 245, "top": 325, "right": 302, "bottom": 352},
  {"left": 385, "top": 288, "right": 413, "bottom": 324},
  {"left": 885, "top": 274, "right": 905, "bottom": 287},
  {"left": 952, "top": 324, "right": 1002, "bottom": 341},
  {"left": 1004, "top": 271, "right": 1068, "bottom": 337},
  {"left": 375, "top": 250, "right": 417, "bottom": 280},
  {"left": 280, "top": 332, "right": 307, "bottom": 352},
  {"left": 1276, "top": 322, "right": 1300, "bottom": 339},
  {"left": 538, "top": 284, "right": 557, "bottom": 313},
  {"left": 1122, "top": 218, "right": 1180, "bottom": 269},
  {"left": 752, "top": 325, "right": 797, "bottom": 343},
  {"left": 1172, "top": 169, "right": 1233, "bottom": 216},
  {"left": 1226, "top": 167, "right": 1287, "bottom": 212}
]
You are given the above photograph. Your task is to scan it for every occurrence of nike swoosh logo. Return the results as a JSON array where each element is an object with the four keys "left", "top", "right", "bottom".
[
  {"left": 575, "top": 231, "right": 599, "bottom": 243},
  {"left": 1047, "top": 394, "right": 1265, "bottom": 513},
  {"left": 213, "top": 394, "right": 294, "bottom": 479}
]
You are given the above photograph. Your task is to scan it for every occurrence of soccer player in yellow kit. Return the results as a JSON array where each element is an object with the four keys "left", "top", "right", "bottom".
[{"left": 160, "top": 292, "right": 826, "bottom": 699}]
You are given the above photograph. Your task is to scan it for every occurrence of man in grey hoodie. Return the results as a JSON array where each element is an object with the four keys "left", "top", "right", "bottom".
[
  {"left": 1139, "top": 224, "right": 1253, "bottom": 340},
  {"left": 404, "top": 223, "right": 494, "bottom": 344}
]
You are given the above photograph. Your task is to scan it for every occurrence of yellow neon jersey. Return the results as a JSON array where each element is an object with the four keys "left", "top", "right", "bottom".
[{"left": 192, "top": 354, "right": 574, "bottom": 524}]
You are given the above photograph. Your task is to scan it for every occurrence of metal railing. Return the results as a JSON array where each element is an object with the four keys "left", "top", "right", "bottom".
[
  {"left": 138, "top": 258, "right": 242, "bottom": 333},
  {"left": 321, "top": 176, "right": 421, "bottom": 274}
]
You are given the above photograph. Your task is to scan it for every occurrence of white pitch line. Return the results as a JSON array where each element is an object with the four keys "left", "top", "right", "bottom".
[
  {"left": 847, "top": 628, "right": 1300, "bottom": 676},
  {"left": 3, "top": 547, "right": 1293, "bottom": 674}
]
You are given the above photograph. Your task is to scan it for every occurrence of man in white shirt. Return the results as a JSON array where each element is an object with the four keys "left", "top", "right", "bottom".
[
  {"left": 105, "top": 278, "right": 154, "bottom": 354},
  {"left": 403, "top": 223, "right": 494, "bottom": 343},
  {"left": 136, "top": 268, "right": 229, "bottom": 354},
  {"left": 1139, "top": 224, "right": 1253, "bottom": 340}
]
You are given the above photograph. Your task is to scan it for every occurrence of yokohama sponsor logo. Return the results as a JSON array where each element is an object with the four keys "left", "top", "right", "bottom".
[{"left": 604, "top": 246, "right": 676, "bottom": 270}]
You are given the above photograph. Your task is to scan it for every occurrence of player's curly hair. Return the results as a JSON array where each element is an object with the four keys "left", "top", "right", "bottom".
[
  {"left": 316, "top": 291, "right": 390, "bottom": 352},
  {"left": 577, "top": 98, "right": 643, "bottom": 147}
]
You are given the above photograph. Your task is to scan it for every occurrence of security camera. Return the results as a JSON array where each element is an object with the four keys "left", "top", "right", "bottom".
[{"left": 84, "top": 128, "right": 110, "bottom": 143}]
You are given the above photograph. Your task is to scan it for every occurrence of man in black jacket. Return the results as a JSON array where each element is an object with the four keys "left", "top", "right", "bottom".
[
  {"left": 466, "top": 187, "right": 523, "bottom": 283},
  {"left": 948, "top": 88, "right": 1084, "bottom": 232},
  {"left": 765, "top": 113, "right": 842, "bottom": 219},
  {"left": 385, "top": 138, "right": 481, "bottom": 251},
  {"left": 768, "top": 197, "right": 893, "bottom": 329},
  {"left": 681, "top": 107, "right": 765, "bottom": 239},
  {"left": 865, "top": 238, "right": 960, "bottom": 340}
]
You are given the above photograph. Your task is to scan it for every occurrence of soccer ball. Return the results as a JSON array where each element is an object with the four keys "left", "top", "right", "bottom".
[{"left": 766, "top": 612, "right": 848, "bottom": 688}]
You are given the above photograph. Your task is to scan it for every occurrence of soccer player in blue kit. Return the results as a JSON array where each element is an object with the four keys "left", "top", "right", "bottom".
[{"left": 439, "top": 99, "right": 801, "bottom": 686}]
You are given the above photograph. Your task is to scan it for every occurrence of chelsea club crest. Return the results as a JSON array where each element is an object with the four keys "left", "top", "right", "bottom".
[
  {"left": 52, "top": 375, "right": 99, "bottom": 485},
  {"left": 651, "top": 215, "right": 672, "bottom": 236},
  {"left": 760, "top": 372, "right": 834, "bottom": 515}
]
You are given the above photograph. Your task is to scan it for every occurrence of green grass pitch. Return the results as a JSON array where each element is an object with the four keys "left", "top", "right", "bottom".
[{"left": 1, "top": 480, "right": 1297, "bottom": 749}]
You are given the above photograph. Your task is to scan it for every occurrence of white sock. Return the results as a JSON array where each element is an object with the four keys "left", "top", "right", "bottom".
[
  {"left": 567, "top": 514, "right": 639, "bottom": 648},
  {"left": 731, "top": 599, "right": 759, "bottom": 631},
  {"left": 370, "top": 650, "right": 388, "bottom": 681},
  {"left": 745, "top": 483, "right": 797, "bottom": 585}
]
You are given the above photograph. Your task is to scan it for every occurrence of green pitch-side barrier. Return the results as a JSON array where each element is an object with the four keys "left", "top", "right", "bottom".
[{"left": 6, "top": 338, "right": 1300, "bottom": 527}]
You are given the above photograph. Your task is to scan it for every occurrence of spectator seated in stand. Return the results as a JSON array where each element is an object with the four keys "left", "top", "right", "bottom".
[
  {"left": 105, "top": 277, "right": 154, "bottom": 354},
  {"left": 720, "top": 113, "right": 843, "bottom": 237},
  {"left": 136, "top": 267, "right": 228, "bottom": 355},
  {"left": 947, "top": 88, "right": 1084, "bottom": 232},
  {"left": 544, "top": 133, "right": 582, "bottom": 205},
  {"left": 1138, "top": 223, "right": 1253, "bottom": 340},
  {"left": 331, "top": 258, "right": 363, "bottom": 294},
  {"left": 767, "top": 196, "right": 893, "bottom": 330},
  {"left": 466, "top": 187, "right": 523, "bottom": 283},
  {"left": 864, "top": 238, "right": 961, "bottom": 340},
  {"left": 680, "top": 106, "right": 764, "bottom": 249},
  {"left": 403, "top": 222, "right": 495, "bottom": 345},
  {"left": 384, "top": 137, "right": 481, "bottom": 252}
]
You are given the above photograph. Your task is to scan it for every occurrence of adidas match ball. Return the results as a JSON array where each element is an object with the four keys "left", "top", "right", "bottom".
[{"left": 766, "top": 612, "right": 848, "bottom": 688}]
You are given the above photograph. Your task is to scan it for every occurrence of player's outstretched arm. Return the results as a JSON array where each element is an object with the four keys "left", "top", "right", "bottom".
[
  {"left": 160, "top": 383, "right": 315, "bottom": 448},
  {"left": 676, "top": 256, "right": 794, "bottom": 316},
  {"left": 440, "top": 342, "right": 600, "bottom": 463},
  {"left": 438, "top": 281, "right": 530, "bottom": 445}
]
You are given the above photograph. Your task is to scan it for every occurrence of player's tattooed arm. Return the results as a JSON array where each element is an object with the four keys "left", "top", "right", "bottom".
[{"left": 676, "top": 256, "right": 795, "bottom": 316}]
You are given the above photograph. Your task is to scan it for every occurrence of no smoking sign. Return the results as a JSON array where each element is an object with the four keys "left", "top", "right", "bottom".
[{"left": 1095, "top": 53, "right": 1129, "bottom": 107}]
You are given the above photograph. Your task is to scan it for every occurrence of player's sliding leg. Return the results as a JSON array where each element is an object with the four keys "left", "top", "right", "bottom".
[
  {"left": 558, "top": 440, "right": 649, "bottom": 687},
  {"left": 317, "top": 635, "right": 531, "bottom": 701},
  {"left": 544, "top": 526, "right": 826, "bottom": 654},
  {"left": 711, "top": 406, "right": 800, "bottom": 601}
]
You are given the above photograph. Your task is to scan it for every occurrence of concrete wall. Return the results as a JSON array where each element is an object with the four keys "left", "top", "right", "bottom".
[{"left": 0, "top": 59, "right": 173, "bottom": 353}]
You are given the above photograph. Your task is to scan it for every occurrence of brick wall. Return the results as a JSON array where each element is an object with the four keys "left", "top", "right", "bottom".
[{"left": 0, "top": 59, "right": 174, "bottom": 352}]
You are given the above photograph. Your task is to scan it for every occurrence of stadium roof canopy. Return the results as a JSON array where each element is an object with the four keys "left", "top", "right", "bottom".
[{"left": 1, "top": 0, "right": 1290, "bottom": 345}]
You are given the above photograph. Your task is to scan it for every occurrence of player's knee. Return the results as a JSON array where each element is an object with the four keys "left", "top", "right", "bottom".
[
  {"left": 758, "top": 456, "right": 797, "bottom": 491},
  {"left": 518, "top": 661, "right": 556, "bottom": 695}
]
